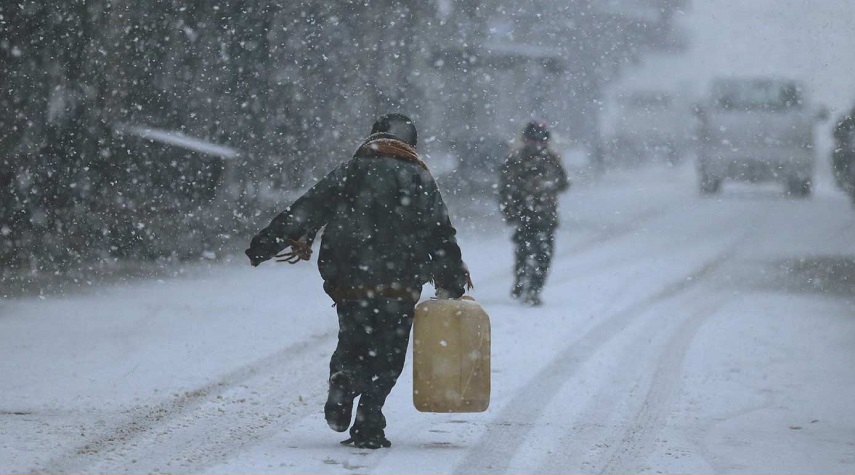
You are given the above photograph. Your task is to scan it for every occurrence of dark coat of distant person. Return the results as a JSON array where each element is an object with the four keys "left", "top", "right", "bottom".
[{"left": 498, "top": 139, "right": 569, "bottom": 230}]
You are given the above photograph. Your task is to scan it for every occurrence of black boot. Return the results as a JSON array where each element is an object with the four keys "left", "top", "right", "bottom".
[
  {"left": 523, "top": 292, "right": 543, "bottom": 307},
  {"left": 341, "top": 407, "right": 391, "bottom": 449},
  {"left": 340, "top": 430, "right": 392, "bottom": 449},
  {"left": 511, "top": 281, "right": 525, "bottom": 300},
  {"left": 325, "top": 372, "right": 356, "bottom": 432}
]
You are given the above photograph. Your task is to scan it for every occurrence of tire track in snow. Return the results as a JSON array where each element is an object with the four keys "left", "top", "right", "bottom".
[
  {"left": 476, "top": 195, "right": 735, "bottom": 303},
  {"left": 690, "top": 389, "right": 777, "bottom": 473},
  {"left": 593, "top": 296, "right": 727, "bottom": 473},
  {"left": 37, "top": 330, "right": 336, "bottom": 474},
  {"left": 453, "top": 238, "right": 742, "bottom": 474},
  {"left": 475, "top": 205, "right": 674, "bottom": 291},
  {"left": 528, "top": 284, "right": 727, "bottom": 473},
  {"left": 546, "top": 194, "right": 762, "bottom": 293}
]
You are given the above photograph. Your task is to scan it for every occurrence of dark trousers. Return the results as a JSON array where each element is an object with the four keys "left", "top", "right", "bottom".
[
  {"left": 512, "top": 225, "right": 555, "bottom": 297},
  {"left": 329, "top": 298, "right": 415, "bottom": 438}
]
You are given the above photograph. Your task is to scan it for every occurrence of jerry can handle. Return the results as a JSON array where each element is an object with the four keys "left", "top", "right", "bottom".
[{"left": 429, "top": 295, "right": 475, "bottom": 301}]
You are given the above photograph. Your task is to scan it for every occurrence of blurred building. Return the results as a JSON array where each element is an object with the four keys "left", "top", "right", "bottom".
[{"left": 426, "top": 0, "right": 689, "bottom": 152}]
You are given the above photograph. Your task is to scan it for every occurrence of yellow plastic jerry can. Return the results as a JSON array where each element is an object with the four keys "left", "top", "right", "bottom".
[{"left": 412, "top": 296, "right": 491, "bottom": 412}]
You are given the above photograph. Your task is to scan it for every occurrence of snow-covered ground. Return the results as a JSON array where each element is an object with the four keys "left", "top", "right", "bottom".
[{"left": 2, "top": 163, "right": 855, "bottom": 473}]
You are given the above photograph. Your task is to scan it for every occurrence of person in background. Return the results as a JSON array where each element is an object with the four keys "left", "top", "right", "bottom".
[
  {"left": 498, "top": 120, "right": 569, "bottom": 306},
  {"left": 245, "top": 113, "right": 470, "bottom": 449}
]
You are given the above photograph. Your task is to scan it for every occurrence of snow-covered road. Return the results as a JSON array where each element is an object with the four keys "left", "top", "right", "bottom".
[{"left": 3, "top": 164, "right": 855, "bottom": 473}]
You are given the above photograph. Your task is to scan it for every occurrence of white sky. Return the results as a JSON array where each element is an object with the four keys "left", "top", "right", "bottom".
[{"left": 618, "top": 0, "right": 855, "bottom": 115}]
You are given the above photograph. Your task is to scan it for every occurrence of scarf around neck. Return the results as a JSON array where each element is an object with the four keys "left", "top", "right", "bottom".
[{"left": 354, "top": 132, "right": 430, "bottom": 172}]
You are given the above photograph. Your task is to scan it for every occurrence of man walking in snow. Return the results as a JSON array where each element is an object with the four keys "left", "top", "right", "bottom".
[
  {"left": 498, "top": 120, "right": 569, "bottom": 306},
  {"left": 245, "top": 113, "right": 470, "bottom": 449}
]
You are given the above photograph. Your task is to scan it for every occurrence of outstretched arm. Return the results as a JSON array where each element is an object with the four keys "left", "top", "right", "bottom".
[
  {"left": 549, "top": 152, "right": 570, "bottom": 193},
  {"left": 246, "top": 163, "right": 349, "bottom": 266},
  {"left": 834, "top": 112, "right": 855, "bottom": 142},
  {"left": 498, "top": 155, "right": 520, "bottom": 222}
]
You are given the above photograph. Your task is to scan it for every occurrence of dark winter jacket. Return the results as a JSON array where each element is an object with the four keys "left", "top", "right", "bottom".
[
  {"left": 498, "top": 142, "right": 569, "bottom": 229},
  {"left": 833, "top": 108, "right": 855, "bottom": 143},
  {"left": 832, "top": 107, "right": 855, "bottom": 187},
  {"left": 246, "top": 133, "right": 469, "bottom": 301}
]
